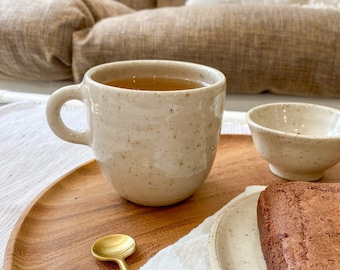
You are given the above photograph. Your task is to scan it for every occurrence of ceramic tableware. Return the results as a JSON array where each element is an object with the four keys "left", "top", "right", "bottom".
[
  {"left": 46, "top": 60, "right": 226, "bottom": 206},
  {"left": 247, "top": 102, "right": 340, "bottom": 181}
]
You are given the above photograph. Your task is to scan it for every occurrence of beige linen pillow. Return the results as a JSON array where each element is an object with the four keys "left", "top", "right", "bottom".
[
  {"left": 115, "top": 0, "right": 157, "bottom": 10},
  {"left": 73, "top": 4, "right": 340, "bottom": 97},
  {"left": 0, "top": 0, "right": 133, "bottom": 81}
]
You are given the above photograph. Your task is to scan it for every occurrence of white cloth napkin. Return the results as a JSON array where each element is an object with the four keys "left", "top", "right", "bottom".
[
  {"left": 140, "top": 185, "right": 266, "bottom": 270},
  {"left": 0, "top": 101, "right": 250, "bottom": 270}
]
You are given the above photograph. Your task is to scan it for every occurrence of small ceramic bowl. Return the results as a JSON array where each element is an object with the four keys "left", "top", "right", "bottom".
[{"left": 246, "top": 102, "right": 340, "bottom": 181}]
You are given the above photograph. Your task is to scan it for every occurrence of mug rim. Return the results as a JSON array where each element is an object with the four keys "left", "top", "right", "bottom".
[{"left": 83, "top": 60, "right": 226, "bottom": 93}]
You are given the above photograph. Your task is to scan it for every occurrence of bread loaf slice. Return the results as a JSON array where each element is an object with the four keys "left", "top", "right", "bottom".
[{"left": 257, "top": 182, "right": 340, "bottom": 269}]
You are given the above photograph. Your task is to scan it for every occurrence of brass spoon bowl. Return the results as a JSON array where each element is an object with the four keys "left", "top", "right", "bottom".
[{"left": 91, "top": 234, "right": 136, "bottom": 270}]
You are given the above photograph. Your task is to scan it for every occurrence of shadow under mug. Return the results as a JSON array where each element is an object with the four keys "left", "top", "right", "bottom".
[{"left": 46, "top": 60, "right": 226, "bottom": 206}]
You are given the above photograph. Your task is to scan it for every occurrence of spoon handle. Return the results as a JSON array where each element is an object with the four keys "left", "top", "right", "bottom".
[{"left": 116, "top": 259, "right": 129, "bottom": 270}]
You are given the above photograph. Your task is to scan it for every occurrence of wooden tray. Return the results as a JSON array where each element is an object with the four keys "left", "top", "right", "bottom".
[{"left": 4, "top": 135, "right": 339, "bottom": 270}]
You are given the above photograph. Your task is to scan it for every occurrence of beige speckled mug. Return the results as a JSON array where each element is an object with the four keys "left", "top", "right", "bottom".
[{"left": 46, "top": 60, "right": 226, "bottom": 206}]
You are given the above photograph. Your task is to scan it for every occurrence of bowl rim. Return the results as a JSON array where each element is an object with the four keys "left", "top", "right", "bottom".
[{"left": 246, "top": 102, "right": 340, "bottom": 140}]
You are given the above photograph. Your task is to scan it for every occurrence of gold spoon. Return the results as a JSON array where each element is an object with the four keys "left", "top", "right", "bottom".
[{"left": 91, "top": 234, "right": 136, "bottom": 270}]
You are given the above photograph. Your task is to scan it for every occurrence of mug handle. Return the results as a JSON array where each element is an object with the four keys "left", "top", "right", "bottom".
[{"left": 46, "top": 84, "right": 89, "bottom": 145}]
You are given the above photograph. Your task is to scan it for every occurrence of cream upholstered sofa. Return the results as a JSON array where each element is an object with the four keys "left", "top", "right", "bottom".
[{"left": 0, "top": 0, "right": 339, "bottom": 110}]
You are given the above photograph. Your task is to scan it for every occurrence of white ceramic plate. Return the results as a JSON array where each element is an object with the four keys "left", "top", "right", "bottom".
[{"left": 209, "top": 190, "right": 267, "bottom": 270}]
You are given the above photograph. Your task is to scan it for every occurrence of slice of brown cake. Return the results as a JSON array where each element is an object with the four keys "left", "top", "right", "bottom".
[{"left": 257, "top": 182, "right": 340, "bottom": 270}]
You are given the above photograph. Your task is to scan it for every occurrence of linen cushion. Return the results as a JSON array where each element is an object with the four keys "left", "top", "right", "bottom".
[
  {"left": 1, "top": 1, "right": 340, "bottom": 97},
  {"left": 115, "top": 0, "right": 157, "bottom": 10},
  {"left": 0, "top": 0, "right": 133, "bottom": 81},
  {"left": 72, "top": 4, "right": 340, "bottom": 97}
]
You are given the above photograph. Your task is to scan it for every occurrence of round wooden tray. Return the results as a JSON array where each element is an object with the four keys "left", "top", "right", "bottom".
[{"left": 4, "top": 135, "right": 339, "bottom": 269}]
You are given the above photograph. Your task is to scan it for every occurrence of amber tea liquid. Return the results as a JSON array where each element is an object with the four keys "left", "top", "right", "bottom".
[{"left": 104, "top": 77, "right": 206, "bottom": 91}]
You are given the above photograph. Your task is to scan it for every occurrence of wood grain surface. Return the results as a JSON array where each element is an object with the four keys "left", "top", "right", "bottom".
[{"left": 4, "top": 135, "right": 340, "bottom": 269}]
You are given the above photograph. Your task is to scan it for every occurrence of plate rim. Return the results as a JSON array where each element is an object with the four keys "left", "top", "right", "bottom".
[{"left": 208, "top": 188, "right": 266, "bottom": 270}]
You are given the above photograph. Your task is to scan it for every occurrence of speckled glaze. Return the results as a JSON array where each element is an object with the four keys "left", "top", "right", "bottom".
[
  {"left": 46, "top": 60, "right": 226, "bottom": 206},
  {"left": 247, "top": 102, "right": 340, "bottom": 181}
]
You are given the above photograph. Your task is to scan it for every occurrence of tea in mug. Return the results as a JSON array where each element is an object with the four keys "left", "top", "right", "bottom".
[{"left": 104, "top": 77, "right": 206, "bottom": 91}]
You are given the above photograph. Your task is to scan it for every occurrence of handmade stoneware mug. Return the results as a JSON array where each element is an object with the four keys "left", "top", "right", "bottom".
[{"left": 46, "top": 60, "right": 226, "bottom": 206}]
